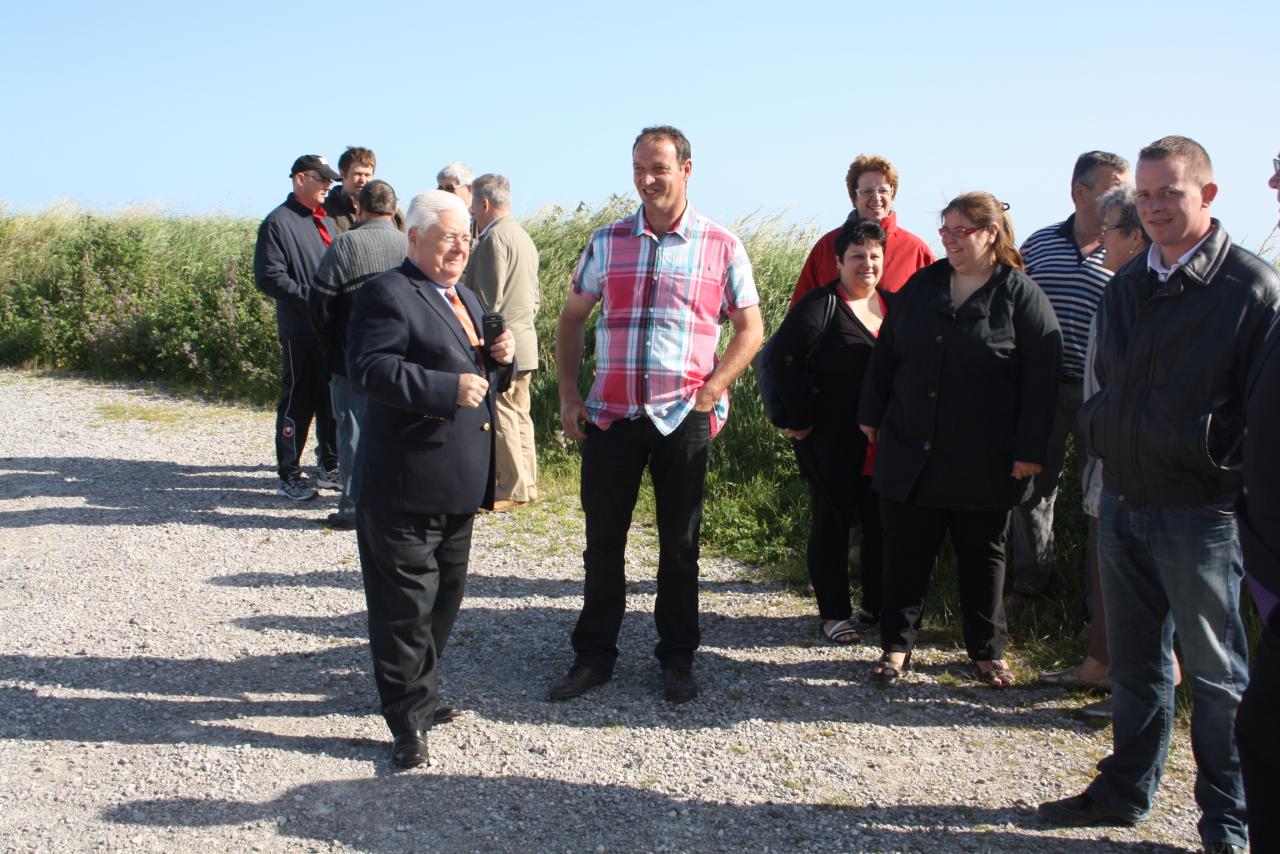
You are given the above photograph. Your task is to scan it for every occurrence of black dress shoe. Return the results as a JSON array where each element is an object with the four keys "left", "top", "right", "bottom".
[
  {"left": 433, "top": 706, "right": 463, "bottom": 725},
  {"left": 548, "top": 663, "right": 611, "bottom": 701},
  {"left": 662, "top": 667, "right": 699, "bottom": 703},
  {"left": 391, "top": 730, "right": 429, "bottom": 769},
  {"left": 1037, "top": 792, "right": 1139, "bottom": 827},
  {"left": 323, "top": 512, "right": 356, "bottom": 530}
]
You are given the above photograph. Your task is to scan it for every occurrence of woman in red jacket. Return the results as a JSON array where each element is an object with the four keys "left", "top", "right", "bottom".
[{"left": 789, "top": 154, "right": 934, "bottom": 307}]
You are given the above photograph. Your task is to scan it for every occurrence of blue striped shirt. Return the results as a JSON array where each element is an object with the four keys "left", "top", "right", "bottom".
[{"left": 1021, "top": 214, "right": 1113, "bottom": 380}]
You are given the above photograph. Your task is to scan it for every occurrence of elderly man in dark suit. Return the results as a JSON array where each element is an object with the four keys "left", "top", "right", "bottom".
[{"left": 346, "top": 189, "right": 515, "bottom": 769}]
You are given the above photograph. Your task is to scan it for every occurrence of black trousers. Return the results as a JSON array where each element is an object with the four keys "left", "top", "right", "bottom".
[
  {"left": 1237, "top": 622, "right": 1280, "bottom": 852},
  {"left": 571, "top": 411, "right": 711, "bottom": 672},
  {"left": 356, "top": 506, "right": 472, "bottom": 735},
  {"left": 806, "top": 472, "right": 883, "bottom": 621},
  {"left": 275, "top": 336, "right": 338, "bottom": 478},
  {"left": 879, "top": 496, "right": 1009, "bottom": 661}
]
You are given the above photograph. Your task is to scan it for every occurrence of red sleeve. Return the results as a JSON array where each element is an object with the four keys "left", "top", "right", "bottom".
[{"left": 789, "top": 229, "right": 840, "bottom": 309}]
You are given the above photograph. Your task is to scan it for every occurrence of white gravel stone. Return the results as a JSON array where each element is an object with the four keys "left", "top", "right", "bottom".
[{"left": 0, "top": 369, "right": 1204, "bottom": 852}]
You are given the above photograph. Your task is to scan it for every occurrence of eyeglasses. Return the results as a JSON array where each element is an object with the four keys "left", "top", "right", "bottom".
[
  {"left": 439, "top": 184, "right": 459, "bottom": 193},
  {"left": 437, "top": 232, "right": 470, "bottom": 246},
  {"left": 937, "top": 225, "right": 987, "bottom": 239},
  {"left": 304, "top": 172, "right": 332, "bottom": 185},
  {"left": 855, "top": 185, "right": 894, "bottom": 198},
  {"left": 1099, "top": 224, "right": 1128, "bottom": 238}
]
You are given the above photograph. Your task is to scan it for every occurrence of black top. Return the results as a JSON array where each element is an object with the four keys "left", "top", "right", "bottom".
[
  {"left": 1242, "top": 323, "right": 1280, "bottom": 631},
  {"left": 772, "top": 281, "right": 884, "bottom": 462},
  {"left": 772, "top": 281, "right": 888, "bottom": 501},
  {"left": 859, "top": 259, "right": 1062, "bottom": 511}
]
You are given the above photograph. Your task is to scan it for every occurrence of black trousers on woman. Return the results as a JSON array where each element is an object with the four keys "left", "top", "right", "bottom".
[
  {"left": 806, "top": 473, "right": 883, "bottom": 621},
  {"left": 879, "top": 495, "right": 1009, "bottom": 661}
]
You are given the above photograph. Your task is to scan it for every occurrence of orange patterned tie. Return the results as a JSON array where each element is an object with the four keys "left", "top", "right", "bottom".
[{"left": 444, "top": 286, "right": 483, "bottom": 366}]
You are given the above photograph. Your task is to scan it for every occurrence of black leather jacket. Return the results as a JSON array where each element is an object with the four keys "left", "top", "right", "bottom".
[{"left": 1079, "top": 220, "right": 1280, "bottom": 505}]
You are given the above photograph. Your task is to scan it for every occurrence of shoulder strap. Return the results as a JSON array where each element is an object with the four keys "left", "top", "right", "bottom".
[{"left": 805, "top": 287, "right": 839, "bottom": 363}]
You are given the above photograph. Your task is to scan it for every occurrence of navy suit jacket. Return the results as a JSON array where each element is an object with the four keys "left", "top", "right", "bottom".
[{"left": 347, "top": 258, "right": 513, "bottom": 515}]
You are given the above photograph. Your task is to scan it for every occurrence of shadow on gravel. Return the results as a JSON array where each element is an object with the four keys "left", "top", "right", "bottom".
[
  {"left": 0, "top": 650, "right": 383, "bottom": 761},
  {"left": 0, "top": 456, "right": 333, "bottom": 530},
  {"left": 99, "top": 775, "right": 1185, "bottom": 853},
  {"left": 203, "top": 600, "right": 1092, "bottom": 735},
  {"left": 211, "top": 570, "right": 774, "bottom": 601},
  {"left": 212, "top": 569, "right": 364, "bottom": 592}
]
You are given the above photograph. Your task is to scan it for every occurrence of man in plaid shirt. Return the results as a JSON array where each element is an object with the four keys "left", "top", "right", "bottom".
[{"left": 550, "top": 126, "right": 763, "bottom": 704}]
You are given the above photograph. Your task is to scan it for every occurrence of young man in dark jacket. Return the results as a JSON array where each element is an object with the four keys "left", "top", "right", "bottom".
[
  {"left": 253, "top": 154, "right": 342, "bottom": 500},
  {"left": 1039, "top": 136, "right": 1280, "bottom": 854}
]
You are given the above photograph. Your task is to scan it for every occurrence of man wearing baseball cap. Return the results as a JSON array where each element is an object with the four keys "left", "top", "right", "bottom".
[{"left": 253, "top": 154, "right": 343, "bottom": 500}]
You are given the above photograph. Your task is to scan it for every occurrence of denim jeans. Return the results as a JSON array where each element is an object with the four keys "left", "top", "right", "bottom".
[
  {"left": 1087, "top": 489, "right": 1248, "bottom": 849},
  {"left": 329, "top": 374, "right": 367, "bottom": 520}
]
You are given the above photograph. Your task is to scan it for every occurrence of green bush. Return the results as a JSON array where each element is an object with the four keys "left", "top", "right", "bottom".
[{"left": 0, "top": 207, "right": 277, "bottom": 401}]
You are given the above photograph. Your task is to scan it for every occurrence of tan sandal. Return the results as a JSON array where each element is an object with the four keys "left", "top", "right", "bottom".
[
  {"left": 871, "top": 651, "right": 911, "bottom": 683},
  {"left": 975, "top": 659, "right": 1015, "bottom": 688}
]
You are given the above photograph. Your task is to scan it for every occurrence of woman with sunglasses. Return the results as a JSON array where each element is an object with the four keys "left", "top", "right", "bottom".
[{"left": 859, "top": 191, "right": 1062, "bottom": 686}]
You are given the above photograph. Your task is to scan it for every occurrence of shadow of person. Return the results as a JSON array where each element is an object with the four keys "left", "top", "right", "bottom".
[
  {"left": 100, "top": 774, "right": 1185, "bottom": 853},
  {"left": 0, "top": 456, "right": 325, "bottom": 530}
]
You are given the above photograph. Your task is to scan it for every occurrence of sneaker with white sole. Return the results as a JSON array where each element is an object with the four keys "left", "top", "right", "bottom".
[
  {"left": 277, "top": 475, "right": 318, "bottom": 501},
  {"left": 314, "top": 467, "right": 341, "bottom": 490}
]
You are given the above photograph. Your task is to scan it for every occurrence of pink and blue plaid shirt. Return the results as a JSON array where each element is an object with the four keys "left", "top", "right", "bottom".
[{"left": 572, "top": 204, "right": 759, "bottom": 436}]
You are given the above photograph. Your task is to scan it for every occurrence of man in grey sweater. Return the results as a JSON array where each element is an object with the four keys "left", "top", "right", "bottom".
[{"left": 309, "top": 180, "right": 409, "bottom": 528}]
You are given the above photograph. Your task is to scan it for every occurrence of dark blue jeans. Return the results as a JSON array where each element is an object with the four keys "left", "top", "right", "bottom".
[
  {"left": 329, "top": 374, "right": 367, "bottom": 520},
  {"left": 1088, "top": 490, "right": 1248, "bottom": 849},
  {"left": 571, "top": 411, "right": 711, "bottom": 672}
]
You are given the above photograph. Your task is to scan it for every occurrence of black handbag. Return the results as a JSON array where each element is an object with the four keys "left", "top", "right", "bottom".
[{"left": 752, "top": 289, "right": 837, "bottom": 427}]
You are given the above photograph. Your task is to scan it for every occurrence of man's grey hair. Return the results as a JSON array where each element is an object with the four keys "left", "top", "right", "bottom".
[
  {"left": 405, "top": 190, "right": 470, "bottom": 234},
  {"left": 1098, "top": 186, "right": 1148, "bottom": 241},
  {"left": 436, "top": 161, "right": 475, "bottom": 188},
  {"left": 472, "top": 174, "right": 511, "bottom": 211},
  {"left": 1072, "top": 150, "right": 1130, "bottom": 188},
  {"left": 357, "top": 180, "right": 398, "bottom": 216}
]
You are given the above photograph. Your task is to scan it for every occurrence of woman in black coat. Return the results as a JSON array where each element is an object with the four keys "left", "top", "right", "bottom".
[
  {"left": 772, "top": 219, "right": 889, "bottom": 643},
  {"left": 858, "top": 191, "right": 1061, "bottom": 686}
]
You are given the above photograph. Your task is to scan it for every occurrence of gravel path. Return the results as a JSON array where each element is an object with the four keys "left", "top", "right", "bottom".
[{"left": 0, "top": 369, "right": 1202, "bottom": 853}]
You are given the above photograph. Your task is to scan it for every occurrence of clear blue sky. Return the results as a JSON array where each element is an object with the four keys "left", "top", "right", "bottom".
[{"left": 7, "top": 1, "right": 1278, "bottom": 255}]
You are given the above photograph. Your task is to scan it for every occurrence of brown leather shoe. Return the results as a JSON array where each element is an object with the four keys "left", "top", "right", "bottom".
[{"left": 492, "top": 499, "right": 528, "bottom": 512}]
